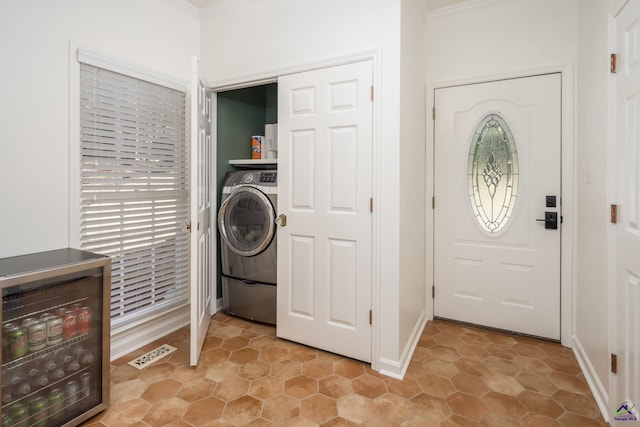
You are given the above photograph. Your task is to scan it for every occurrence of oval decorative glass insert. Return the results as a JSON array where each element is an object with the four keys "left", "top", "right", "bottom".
[{"left": 468, "top": 114, "right": 519, "bottom": 233}]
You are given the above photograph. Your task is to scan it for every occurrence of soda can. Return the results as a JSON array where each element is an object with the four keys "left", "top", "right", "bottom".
[
  {"left": 21, "top": 318, "right": 37, "bottom": 328},
  {"left": 77, "top": 306, "right": 92, "bottom": 335},
  {"left": 27, "top": 320, "right": 47, "bottom": 352},
  {"left": 38, "top": 312, "right": 53, "bottom": 322},
  {"left": 48, "top": 388, "right": 65, "bottom": 420},
  {"left": 46, "top": 316, "right": 64, "bottom": 346},
  {"left": 71, "top": 303, "right": 82, "bottom": 312},
  {"left": 80, "top": 372, "right": 91, "bottom": 398},
  {"left": 9, "top": 325, "right": 28, "bottom": 359},
  {"left": 62, "top": 310, "right": 77, "bottom": 339},
  {"left": 2, "top": 322, "right": 16, "bottom": 362},
  {"left": 9, "top": 402, "right": 29, "bottom": 427},
  {"left": 66, "top": 380, "right": 80, "bottom": 406},
  {"left": 29, "top": 396, "right": 48, "bottom": 427},
  {"left": 53, "top": 307, "right": 67, "bottom": 318},
  {"left": 1, "top": 412, "right": 12, "bottom": 427}
]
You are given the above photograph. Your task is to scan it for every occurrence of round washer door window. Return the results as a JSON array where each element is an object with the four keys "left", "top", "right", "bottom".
[{"left": 218, "top": 187, "right": 276, "bottom": 256}]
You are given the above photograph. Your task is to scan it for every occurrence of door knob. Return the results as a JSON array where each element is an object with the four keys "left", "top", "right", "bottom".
[
  {"left": 536, "top": 212, "right": 558, "bottom": 229},
  {"left": 275, "top": 214, "right": 287, "bottom": 227}
]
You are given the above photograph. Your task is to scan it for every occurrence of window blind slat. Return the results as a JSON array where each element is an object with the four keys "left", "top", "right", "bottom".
[{"left": 79, "top": 62, "right": 189, "bottom": 326}]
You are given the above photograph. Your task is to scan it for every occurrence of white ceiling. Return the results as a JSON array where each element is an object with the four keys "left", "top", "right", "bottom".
[{"left": 184, "top": 0, "right": 470, "bottom": 12}]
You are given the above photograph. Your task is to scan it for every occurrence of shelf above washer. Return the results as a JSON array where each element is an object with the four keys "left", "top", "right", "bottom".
[{"left": 229, "top": 159, "right": 278, "bottom": 168}]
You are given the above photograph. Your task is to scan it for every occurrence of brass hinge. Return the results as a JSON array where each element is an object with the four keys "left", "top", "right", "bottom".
[
  {"left": 370, "top": 86, "right": 374, "bottom": 101},
  {"left": 432, "top": 286, "right": 435, "bottom": 298},
  {"left": 611, "top": 353, "right": 618, "bottom": 373},
  {"left": 611, "top": 204, "right": 618, "bottom": 224},
  {"left": 185, "top": 221, "right": 192, "bottom": 233},
  {"left": 432, "top": 197, "right": 435, "bottom": 209},
  {"left": 370, "top": 197, "right": 373, "bottom": 213},
  {"left": 611, "top": 53, "right": 617, "bottom": 74},
  {"left": 369, "top": 310, "right": 372, "bottom": 325}
]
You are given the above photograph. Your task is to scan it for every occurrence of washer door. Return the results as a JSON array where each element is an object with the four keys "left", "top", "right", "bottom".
[{"left": 218, "top": 186, "right": 276, "bottom": 257}]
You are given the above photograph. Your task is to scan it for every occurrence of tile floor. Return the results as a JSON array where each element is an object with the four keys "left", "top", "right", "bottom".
[{"left": 81, "top": 313, "right": 609, "bottom": 426}]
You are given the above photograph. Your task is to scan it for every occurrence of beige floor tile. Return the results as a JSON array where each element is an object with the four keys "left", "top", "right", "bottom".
[{"left": 81, "top": 316, "right": 609, "bottom": 427}]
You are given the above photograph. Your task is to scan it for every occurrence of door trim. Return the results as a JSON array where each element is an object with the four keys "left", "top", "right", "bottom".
[{"left": 427, "top": 64, "right": 575, "bottom": 348}]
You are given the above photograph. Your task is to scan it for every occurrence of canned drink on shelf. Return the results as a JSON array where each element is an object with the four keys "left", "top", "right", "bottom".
[
  {"left": 2, "top": 322, "right": 16, "bottom": 362},
  {"left": 71, "top": 303, "right": 82, "bottom": 312},
  {"left": 38, "top": 312, "right": 53, "bottom": 322},
  {"left": 62, "top": 310, "right": 77, "bottom": 339},
  {"left": 29, "top": 396, "right": 48, "bottom": 427},
  {"left": 77, "top": 306, "right": 92, "bottom": 334},
  {"left": 1, "top": 412, "right": 11, "bottom": 427},
  {"left": 9, "top": 402, "right": 29, "bottom": 427},
  {"left": 46, "top": 315, "right": 64, "bottom": 346},
  {"left": 48, "top": 387, "right": 65, "bottom": 420},
  {"left": 9, "top": 324, "right": 28, "bottom": 359},
  {"left": 65, "top": 380, "right": 80, "bottom": 408},
  {"left": 54, "top": 307, "right": 67, "bottom": 318},
  {"left": 27, "top": 320, "right": 47, "bottom": 352},
  {"left": 21, "top": 318, "right": 37, "bottom": 328},
  {"left": 80, "top": 372, "right": 91, "bottom": 398}
]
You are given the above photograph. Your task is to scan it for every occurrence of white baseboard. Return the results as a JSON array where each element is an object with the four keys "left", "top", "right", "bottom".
[
  {"left": 572, "top": 336, "right": 610, "bottom": 423},
  {"left": 377, "top": 309, "right": 427, "bottom": 379},
  {"left": 110, "top": 306, "right": 190, "bottom": 361}
]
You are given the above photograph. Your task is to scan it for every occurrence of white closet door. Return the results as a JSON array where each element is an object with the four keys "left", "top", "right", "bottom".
[
  {"left": 190, "top": 57, "right": 214, "bottom": 366},
  {"left": 613, "top": 0, "right": 640, "bottom": 423},
  {"left": 277, "top": 60, "right": 373, "bottom": 362}
]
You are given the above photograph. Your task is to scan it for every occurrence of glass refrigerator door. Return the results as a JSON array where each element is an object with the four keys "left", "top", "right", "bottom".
[{"left": 1, "top": 250, "right": 109, "bottom": 427}]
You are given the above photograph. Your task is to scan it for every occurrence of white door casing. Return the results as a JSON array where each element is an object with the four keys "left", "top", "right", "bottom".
[
  {"left": 613, "top": 0, "right": 640, "bottom": 424},
  {"left": 190, "top": 57, "right": 214, "bottom": 366},
  {"left": 277, "top": 60, "right": 373, "bottom": 362},
  {"left": 434, "top": 74, "right": 562, "bottom": 340}
]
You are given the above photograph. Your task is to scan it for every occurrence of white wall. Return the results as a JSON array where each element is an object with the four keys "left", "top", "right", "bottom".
[
  {"left": 201, "top": 0, "right": 430, "bottom": 375},
  {"left": 0, "top": 0, "right": 200, "bottom": 259},
  {"left": 425, "top": 0, "right": 577, "bottom": 83},
  {"left": 576, "top": 0, "right": 614, "bottom": 414},
  {"left": 399, "top": 0, "right": 428, "bottom": 360}
]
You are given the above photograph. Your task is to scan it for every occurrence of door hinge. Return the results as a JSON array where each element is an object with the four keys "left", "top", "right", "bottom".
[
  {"left": 432, "top": 197, "right": 435, "bottom": 209},
  {"left": 611, "top": 53, "right": 617, "bottom": 74},
  {"left": 185, "top": 221, "right": 192, "bottom": 233},
  {"left": 611, "top": 353, "right": 618, "bottom": 373},
  {"left": 369, "top": 310, "right": 372, "bottom": 325},
  {"left": 611, "top": 204, "right": 618, "bottom": 224},
  {"left": 370, "top": 197, "right": 373, "bottom": 213},
  {"left": 432, "top": 285, "right": 435, "bottom": 298},
  {"left": 432, "top": 107, "right": 436, "bottom": 120},
  {"left": 370, "top": 85, "right": 374, "bottom": 101}
]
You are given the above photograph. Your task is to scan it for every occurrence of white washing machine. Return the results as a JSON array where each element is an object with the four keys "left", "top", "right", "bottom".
[{"left": 218, "top": 170, "right": 277, "bottom": 324}]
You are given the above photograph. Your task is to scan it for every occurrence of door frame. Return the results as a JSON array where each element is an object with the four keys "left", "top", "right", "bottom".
[
  {"left": 209, "top": 49, "right": 383, "bottom": 369},
  {"left": 427, "top": 65, "right": 575, "bottom": 348}
]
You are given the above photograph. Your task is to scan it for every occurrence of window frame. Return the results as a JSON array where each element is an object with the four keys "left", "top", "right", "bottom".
[{"left": 70, "top": 45, "right": 190, "bottom": 332}]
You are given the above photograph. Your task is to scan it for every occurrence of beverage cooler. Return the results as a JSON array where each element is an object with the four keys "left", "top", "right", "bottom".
[{"left": 0, "top": 248, "right": 110, "bottom": 427}]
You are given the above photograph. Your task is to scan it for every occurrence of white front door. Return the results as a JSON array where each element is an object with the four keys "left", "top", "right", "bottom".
[
  {"left": 277, "top": 60, "right": 373, "bottom": 362},
  {"left": 613, "top": 0, "right": 640, "bottom": 423},
  {"left": 190, "top": 57, "right": 214, "bottom": 366},
  {"left": 434, "top": 74, "right": 562, "bottom": 340}
]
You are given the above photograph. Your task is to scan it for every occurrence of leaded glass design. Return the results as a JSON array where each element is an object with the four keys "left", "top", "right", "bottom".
[{"left": 468, "top": 114, "right": 519, "bottom": 233}]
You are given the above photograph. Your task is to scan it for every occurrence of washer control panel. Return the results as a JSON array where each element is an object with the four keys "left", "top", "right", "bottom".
[{"left": 225, "top": 170, "right": 278, "bottom": 187}]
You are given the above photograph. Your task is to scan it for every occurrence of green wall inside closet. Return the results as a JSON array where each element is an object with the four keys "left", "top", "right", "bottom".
[{"left": 215, "top": 83, "right": 277, "bottom": 297}]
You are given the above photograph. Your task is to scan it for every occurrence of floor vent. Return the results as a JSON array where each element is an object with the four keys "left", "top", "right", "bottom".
[{"left": 128, "top": 344, "right": 177, "bottom": 370}]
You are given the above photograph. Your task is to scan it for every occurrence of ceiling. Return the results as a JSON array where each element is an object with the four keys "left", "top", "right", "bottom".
[{"left": 184, "top": 0, "right": 470, "bottom": 12}]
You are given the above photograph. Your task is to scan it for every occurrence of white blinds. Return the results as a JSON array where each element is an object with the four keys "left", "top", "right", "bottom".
[{"left": 79, "top": 63, "right": 189, "bottom": 328}]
